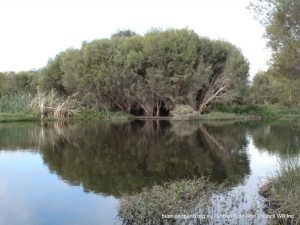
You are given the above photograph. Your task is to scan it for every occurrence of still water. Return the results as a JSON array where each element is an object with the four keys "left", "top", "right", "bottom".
[{"left": 0, "top": 120, "right": 299, "bottom": 225}]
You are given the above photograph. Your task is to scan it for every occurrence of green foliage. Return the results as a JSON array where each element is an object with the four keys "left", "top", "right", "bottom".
[
  {"left": 39, "top": 29, "right": 249, "bottom": 115},
  {"left": 0, "top": 71, "right": 40, "bottom": 96},
  {"left": 250, "top": 70, "right": 300, "bottom": 106},
  {"left": 250, "top": 71, "right": 276, "bottom": 104},
  {"left": 0, "top": 94, "right": 34, "bottom": 113},
  {"left": 214, "top": 104, "right": 281, "bottom": 116},
  {"left": 40, "top": 55, "right": 66, "bottom": 94},
  {"left": 249, "top": 0, "right": 300, "bottom": 55},
  {"left": 111, "top": 29, "right": 137, "bottom": 38},
  {"left": 0, "top": 29, "right": 249, "bottom": 116},
  {"left": 199, "top": 112, "right": 248, "bottom": 120},
  {"left": 0, "top": 113, "right": 37, "bottom": 122},
  {"left": 249, "top": 0, "right": 300, "bottom": 106}
]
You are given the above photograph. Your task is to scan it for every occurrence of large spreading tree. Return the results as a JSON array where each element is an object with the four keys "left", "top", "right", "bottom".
[{"left": 40, "top": 29, "right": 249, "bottom": 115}]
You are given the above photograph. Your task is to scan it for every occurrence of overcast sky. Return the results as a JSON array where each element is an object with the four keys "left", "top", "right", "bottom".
[{"left": 0, "top": 0, "right": 271, "bottom": 78}]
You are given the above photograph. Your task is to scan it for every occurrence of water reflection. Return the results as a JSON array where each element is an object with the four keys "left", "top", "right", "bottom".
[
  {"left": 0, "top": 120, "right": 251, "bottom": 196},
  {"left": 1, "top": 120, "right": 300, "bottom": 225},
  {"left": 1, "top": 120, "right": 299, "bottom": 197},
  {"left": 251, "top": 122, "right": 300, "bottom": 156}
]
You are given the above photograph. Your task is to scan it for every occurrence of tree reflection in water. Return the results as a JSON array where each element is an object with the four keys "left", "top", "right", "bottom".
[{"left": 0, "top": 120, "right": 252, "bottom": 196}]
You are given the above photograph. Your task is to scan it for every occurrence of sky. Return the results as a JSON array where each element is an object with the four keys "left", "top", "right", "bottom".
[{"left": 0, "top": 0, "right": 271, "bottom": 78}]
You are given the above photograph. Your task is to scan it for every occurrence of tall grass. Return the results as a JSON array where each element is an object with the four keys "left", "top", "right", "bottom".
[
  {"left": 0, "top": 90, "right": 82, "bottom": 120},
  {"left": 30, "top": 90, "right": 81, "bottom": 119},
  {"left": 261, "top": 159, "right": 300, "bottom": 225},
  {"left": 0, "top": 93, "right": 33, "bottom": 113}
]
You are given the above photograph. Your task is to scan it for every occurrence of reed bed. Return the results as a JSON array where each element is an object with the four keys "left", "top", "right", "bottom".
[
  {"left": 30, "top": 90, "right": 81, "bottom": 119},
  {"left": 260, "top": 159, "right": 300, "bottom": 225},
  {"left": 0, "top": 93, "right": 33, "bottom": 113}
]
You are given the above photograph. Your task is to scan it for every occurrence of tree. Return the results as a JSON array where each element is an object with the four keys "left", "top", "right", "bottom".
[
  {"left": 187, "top": 41, "right": 249, "bottom": 113},
  {"left": 0, "top": 71, "right": 40, "bottom": 96},
  {"left": 249, "top": 0, "right": 300, "bottom": 105},
  {"left": 250, "top": 71, "right": 277, "bottom": 104},
  {"left": 40, "top": 28, "right": 249, "bottom": 115},
  {"left": 249, "top": 0, "right": 300, "bottom": 54},
  {"left": 111, "top": 29, "right": 137, "bottom": 39},
  {"left": 41, "top": 55, "right": 66, "bottom": 94}
]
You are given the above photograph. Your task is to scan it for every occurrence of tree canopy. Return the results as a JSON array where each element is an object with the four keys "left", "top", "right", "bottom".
[
  {"left": 40, "top": 29, "right": 249, "bottom": 115},
  {"left": 0, "top": 29, "right": 249, "bottom": 116},
  {"left": 250, "top": 0, "right": 300, "bottom": 105}
]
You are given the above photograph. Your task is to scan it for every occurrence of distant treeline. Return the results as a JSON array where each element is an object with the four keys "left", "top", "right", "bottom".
[{"left": 1, "top": 29, "right": 250, "bottom": 116}]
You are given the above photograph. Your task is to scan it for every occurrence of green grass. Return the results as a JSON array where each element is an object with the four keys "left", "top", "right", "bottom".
[
  {"left": 77, "top": 110, "right": 129, "bottom": 121},
  {"left": 1, "top": 93, "right": 299, "bottom": 122},
  {"left": 0, "top": 94, "right": 33, "bottom": 113},
  {"left": 0, "top": 113, "right": 38, "bottom": 122},
  {"left": 0, "top": 93, "right": 129, "bottom": 122},
  {"left": 0, "top": 94, "right": 39, "bottom": 122},
  {"left": 261, "top": 160, "right": 300, "bottom": 225},
  {"left": 213, "top": 104, "right": 280, "bottom": 116},
  {"left": 205, "top": 104, "right": 300, "bottom": 121},
  {"left": 199, "top": 112, "right": 249, "bottom": 120}
]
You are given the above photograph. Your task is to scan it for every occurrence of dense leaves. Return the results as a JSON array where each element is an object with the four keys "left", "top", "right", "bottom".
[
  {"left": 40, "top": 29, "right": 249, "bottom": 115},
  {"left": 0, "top": 71, "right": 39, "bottom": 96},
  {"left": 0, "top": 29, "right": 249, "bottom": 115},
  {"left": 250, "top": 0, "right": 300, "bottom": 105}
]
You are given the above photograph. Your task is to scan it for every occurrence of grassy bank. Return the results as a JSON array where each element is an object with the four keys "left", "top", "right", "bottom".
[
  {"left": 0, "top": 94, "right": 39, "bottom": 122},
  {"left": 0, "top": 93, "right": 299, "bottom": 122},
  {"left": 0, "top": 110, "right": 130, "bottom": 122},
  {"left": 210, "top": 104, "right": 300, "bottom": 120},
  {"left": 0, "top": 113, "right": 38, "bottom": 122},
  {"left": 198, "top": 112, "right": 253, "bottom": 120},
  {"left": 196, "top": 104, "right": 300, "bottom": 121},
  {"left": 260, "top": 161, "right": 300, "bottom": 225},
  {"left": 0, "top": 92, "right": 131, "bottom": 122},
  {"left": 78, "top": 110, "right": 129, "bottom": 121}
]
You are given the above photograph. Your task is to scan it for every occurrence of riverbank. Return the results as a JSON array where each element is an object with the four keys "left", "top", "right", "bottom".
[
  {"left": 259, "top": 162, "right": 300, "bottom": 225},
  {"left": 0, "top": 113, "right": 38, "bottom": 122},
  {"left": 0, "top": 111, "right": 259, "bottom": 122},
  {"left": 1, "top": 104, "right": 300, "bottom": 123}
]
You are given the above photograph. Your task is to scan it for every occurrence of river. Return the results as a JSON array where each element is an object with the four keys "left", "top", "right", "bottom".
[{"left": 0, "top": 120, "right": 299, "bottom": 225}]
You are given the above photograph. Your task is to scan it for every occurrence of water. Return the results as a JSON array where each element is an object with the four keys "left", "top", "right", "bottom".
[{"left": 0, "top": 120, "right": 299, "bottom": 225}]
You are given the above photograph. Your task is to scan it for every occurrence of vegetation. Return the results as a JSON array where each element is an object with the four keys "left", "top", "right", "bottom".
[
  {"left": 1, "top": 24, "right": 300, "bottom": 121},
  {"left": 260, "top": 160, "right": 300, "bottom": 225},
  {"left": 249, "top": 0, "right": 300, "bottom": 106},
  {"left": 118, "top": 176, "right": 264, "bottom": 225},
  {"left": 198, "top": 112, "right": 249, "bottom": 121},
  {"left": 0, "top": 93, "right": 34, "bottom": 113},
  {"left": 0, "top": 29, "right": 250, "bottom": 119},
  {"left": 41, "top": 29, "right": 249, "bottom": 116},
  {"left": 30, "top": 89, "right": 81, "bottom": 119},
  {"left": 118, "top": 178, "right": 222, "bottom": 225},
  {"left": 0, "top": 113, "right": 37, "bottom": 122}
]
